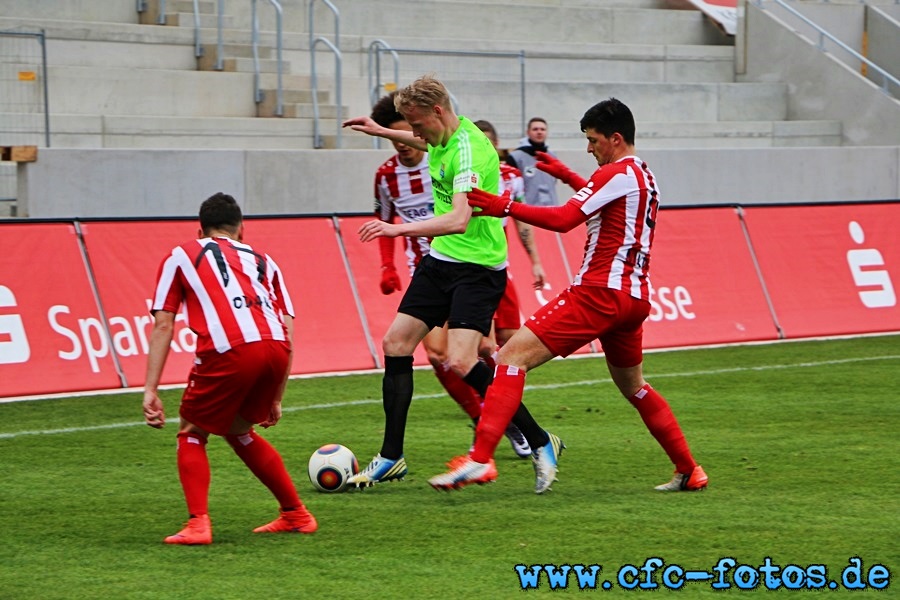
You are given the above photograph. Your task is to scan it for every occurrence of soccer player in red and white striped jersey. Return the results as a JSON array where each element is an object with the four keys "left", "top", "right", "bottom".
[
  {"left": 431, "top": 98, "right": 707, "bottom": 494},
  {"left": 143, "top": 193, "right": 316, "bottom": 544},
  {"left": 374, "top": 152, "right": 432, "bottom": 282}
]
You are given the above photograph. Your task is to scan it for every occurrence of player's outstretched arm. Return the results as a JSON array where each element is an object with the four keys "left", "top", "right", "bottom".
[
  {"left": 343, "top": 115, "right": 427, "bottom": 151},
  {"left": 360, "top": 191, "right": 472, "bottom": 242},
  {"left": 468, "top": 188, "right": 586, "bottom": 233}
]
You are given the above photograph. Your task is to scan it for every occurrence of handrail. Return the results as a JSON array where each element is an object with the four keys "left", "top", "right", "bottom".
[
  {"left": 367, "top": 40, "right": 400, "bottom": 108},
  {"left": 138, "top": 0, "right": 203, "bottom": 58},
  {"left": 252, "top": 0, "right": 284, "bottom": 116},
  {"left": 367, "top": 39, "right": 399, "bottom": 149},
  {"left": 215, "top": 0, "right": 224, "bottom": 70},
  {"left": 754, "top": 0, "right": 899, "bottom": 94},
  {"left": 191, "top": 0, "right": 201, "bottom": 58},
  {"left": 134, "top": 0, "right": 168, "bottom": 25},
  {"left": 309, "top": 0, "right": 342, "bottom": 148}
]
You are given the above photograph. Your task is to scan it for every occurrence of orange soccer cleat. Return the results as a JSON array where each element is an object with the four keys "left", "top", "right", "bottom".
[
  {"left": 253, "top": 506, "right": 318, "bottom": 534},
  {"left": 164, "top": 514, "right": 212, "bottom": 545}
]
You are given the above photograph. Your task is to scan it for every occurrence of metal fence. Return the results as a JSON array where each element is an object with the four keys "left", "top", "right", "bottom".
[{"left": 0, "top": 29, "right": 49, "bottom": 208}]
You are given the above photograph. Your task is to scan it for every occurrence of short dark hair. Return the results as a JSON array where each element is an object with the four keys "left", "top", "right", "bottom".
[
  {"left": 473, "top": 119, "right": 497, "bottom": 141},
  {"left": 199, "top": 192, "right": 242, "bottom": 235},
  {"left": 579, "top": 98, "right": 635, "bottom": 145},
  {"left": 371, "top": 92, "right": 405, "bottom": 128},
  {"left": 527, "top": 117, "right": 547, "bottom": 128}
]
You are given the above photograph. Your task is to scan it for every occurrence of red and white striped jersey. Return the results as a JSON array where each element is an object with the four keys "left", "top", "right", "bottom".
[
  {"left": 499, "top": 163, "right": 525, "bottom": 202},
  {"left": 151, "top": 236, "right": 294, "bottom": 355},
  {"left": 374, "top": 154, "right": 433, "bottom": 272},
  {"left": 571, "top": 156, "right": 660, "bottom": 300},
  {"left": 498, "top": 163, "right": 525, "bottom": 230}
]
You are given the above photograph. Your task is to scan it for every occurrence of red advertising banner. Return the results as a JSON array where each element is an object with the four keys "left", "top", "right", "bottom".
[
  {"left": 557, "top": 208, "right": 779, "bottom": 350},
  {"left": 337, "top": 215, "right": 428, "bottom": 366},
  {"left": 82, "top": 218, "right": 377, "bottom": 389},
  {"left": 742, "top": 203, "right": 900, "bottom": 338},
  {"left": 4, "top": 202, "right": 896, "bottom": 399},
  {"left": 0, "top": 223, "right": 122, "bottom": 396},
  {"left": 80, "top": 219, "right": 209, "bottom": 388},
  {"left": 247, "top": 218, "right": 377, "bottom": 374}
]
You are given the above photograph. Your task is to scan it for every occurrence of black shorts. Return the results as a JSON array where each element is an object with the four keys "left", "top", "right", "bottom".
[{"left": 397, "top": 254, "right": 507, "bottom": 337}]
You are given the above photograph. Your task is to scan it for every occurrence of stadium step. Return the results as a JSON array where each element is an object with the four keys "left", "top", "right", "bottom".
[
  {"left": 138, "top": 0, "right": 216, "bottom": 25},
  {"left": 0, "top": 0, "right": 873, "bottom": 154}
]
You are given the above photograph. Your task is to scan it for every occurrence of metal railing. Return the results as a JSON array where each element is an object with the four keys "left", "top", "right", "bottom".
[
  {"left": 252, "top": 0, "right": 285, "bottom": 116},
  {"left": 309, "top": 0, "right": 342, "bottom": 148},
  {"left": 215, "top": 0, "right": 224, "bottom": 70},
  {"left": 754, "top": 0, "right": 900, "bottom": 95},
  {"left": 367, "top": 40, "right": 399, "bottom": 149},
  {"left": 366, "top": 44, "right": 527, "bottom": 143},
  {"left": 136, "top": 0, "right": 203, "bottom": 58},
  {"left": 367, "top": 40, "right": 399, "bottom": 110},
  {"left": 139, "top": 0, "right": 285, "bottom": 115},
  {"left": 190, "top": 0, "right": 202, "bottom": 59}
]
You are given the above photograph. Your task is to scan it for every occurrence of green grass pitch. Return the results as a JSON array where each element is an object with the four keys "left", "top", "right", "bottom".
[{"left": 1, "top": 335, "right": 897, "bottom": 598}]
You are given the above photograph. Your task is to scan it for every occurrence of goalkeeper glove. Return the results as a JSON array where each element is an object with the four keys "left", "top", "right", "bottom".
[
  {"left": 380, "top": 264, "right": 402, "bottom": 295},
  {"left": 467, "top": 188, "right": 513, "bottom": 217}
]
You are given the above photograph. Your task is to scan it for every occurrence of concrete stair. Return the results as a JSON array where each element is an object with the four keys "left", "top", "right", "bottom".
[
  {"left": 0, "top": 0, "right": 862, "bottom": 153},
  {"left": 138, "top": 0, "right": 215, "bottom": 25}
]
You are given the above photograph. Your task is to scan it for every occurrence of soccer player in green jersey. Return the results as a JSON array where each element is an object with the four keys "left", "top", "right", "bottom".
[{"left": 343, "top": 74, "right": 563, "bottom": 489}]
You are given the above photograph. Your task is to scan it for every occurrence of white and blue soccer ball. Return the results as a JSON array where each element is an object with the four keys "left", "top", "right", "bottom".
[{"left": 307, "top": 444, "right": 359, "bottom": 493}]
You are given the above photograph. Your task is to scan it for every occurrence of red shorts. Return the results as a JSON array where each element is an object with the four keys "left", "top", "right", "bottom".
[
  {"left": 179, "top": 340, "right": 291, "bottom": 436},
  {"left": 494, "top": 273, "right": 522, "bottom": 331},
  {"left": 524, "top": 285, "right": 650, "bottom": 367}
]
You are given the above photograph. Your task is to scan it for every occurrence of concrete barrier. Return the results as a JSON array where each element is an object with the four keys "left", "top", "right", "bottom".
[{"left": 17, "top": 145, "right": 900, "bottom": 218}]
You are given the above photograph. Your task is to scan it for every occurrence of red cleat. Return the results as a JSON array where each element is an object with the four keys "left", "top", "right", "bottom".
[
  {"left": 253, "top": 507, "right": 318, "bottom": 534},
  {"left": 164, "top": 514, "right": 212, "bottom": 545}
]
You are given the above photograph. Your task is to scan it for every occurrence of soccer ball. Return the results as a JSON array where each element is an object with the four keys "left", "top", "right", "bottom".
[{"left": 307, "top": 444, "right": 359, "bottom": 493}]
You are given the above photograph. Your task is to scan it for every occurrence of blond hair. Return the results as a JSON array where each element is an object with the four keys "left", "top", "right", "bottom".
[{"left": 394, "top": 74, "right": 452, "bottom": 114}]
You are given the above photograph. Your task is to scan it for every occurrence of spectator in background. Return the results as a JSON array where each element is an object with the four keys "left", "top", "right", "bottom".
[
  {"left": 143, "top": 192, "right": 316, "bottom": 545},
  {"left": 506, "top": 117, "right": 560, "bottom": 206}
]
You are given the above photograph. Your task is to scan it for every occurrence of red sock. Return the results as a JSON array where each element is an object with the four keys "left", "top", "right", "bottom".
[
  {"left": 176, "top": 433, "right": 210, "bottom": 516},
  {"left": 226, "top": 430, "right": 302, "bottom": 510},
  {"left": 433, "top": 362, "right": 482, "bottom": 421},
  {"left": 629, "top": 384, "right": 697, "bottom": 474},
  {"left": 470, "top": 365, "right": 526, "bottom": 464}
]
